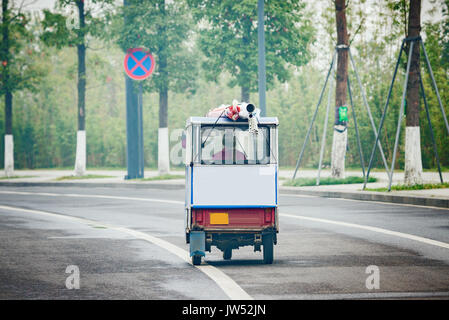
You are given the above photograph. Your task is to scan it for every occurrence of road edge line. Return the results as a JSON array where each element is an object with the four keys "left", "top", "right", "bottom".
[
  {"left": 0, "top": 204, "right": 252, "bottom": 300},
  {"left": 281, "top": 213, "right": 449, "bottom": 249}
]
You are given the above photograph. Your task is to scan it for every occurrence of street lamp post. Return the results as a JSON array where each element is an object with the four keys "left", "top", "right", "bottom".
[{"left": 257, "top": 0, "right": 267, "bottom": 117}]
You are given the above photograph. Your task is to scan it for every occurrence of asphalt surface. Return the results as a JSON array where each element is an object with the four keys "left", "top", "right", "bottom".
[{"left": 0, "top": 186, "right": 448, "bottom": 300}]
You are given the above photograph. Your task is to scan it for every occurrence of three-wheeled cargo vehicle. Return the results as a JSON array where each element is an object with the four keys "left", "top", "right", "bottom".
[{"left": 184, "top": 108, "right": 279, "bottom": 265}]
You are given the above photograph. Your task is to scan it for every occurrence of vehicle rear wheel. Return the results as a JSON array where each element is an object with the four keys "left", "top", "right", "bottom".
[
  {"left": 192, "top": 255, "right": 202, "bottom": 266},
  {"left": 262, "top": 233, "right": 274, "bottom": 264},
  {"left": 223, "top": 248, "right": 232, "bottom": 260}
]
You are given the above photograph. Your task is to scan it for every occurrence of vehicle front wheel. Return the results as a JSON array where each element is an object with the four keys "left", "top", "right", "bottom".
[
  {"left": 262, "top": 233, "right": 274, "bottom": 264},
  {"left": 192, "top": 255, "right": 202, "bottom": 266}
]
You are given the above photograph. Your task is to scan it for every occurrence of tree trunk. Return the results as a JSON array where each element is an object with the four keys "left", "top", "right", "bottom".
[
  {"left": 2, "top": 0, "right": 13, "bottom": 176},
  {"left": 74, "top": 0, "right": 86, "bottom": 176},
  {"left": 157, "top": 0, "right": 170, "bottom": 175},
  {"left": 158, "top": 84, "right": 170, "bottom": 175},
  {"left": 404, "top": 0, "right": 423, "bottom": 185},
  {"left": 331, "top": 0, "right": 349, "bottom": 178},
  {"left": 241, "top": 86, "right": 250, "bottom": 102}
]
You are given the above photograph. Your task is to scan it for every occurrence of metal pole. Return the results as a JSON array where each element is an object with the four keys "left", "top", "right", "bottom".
[
  {"left": 317, "top": 69, "right": 333, "bottom": 185},
  {"left": 257, "top": 0, "right": 267, "bottom": 116},
  {"left": 420, "top": 41, "right": 449, "bottom": 137},
  {"left": 363, "top": 39, "right": 406, "bottom": 189},
  {"left": 138, "top": 82, "right": 144, "bottom": 178},
  {"left": 419, "top": 72, "right": 443, "bottom": 183},
  {"left": 349, "top": 48, "right": 389, "bottom": 176},
  {"left": 347, "top": 77, "right": 365, "bottom": 178},
  {"left": 387, "top": 40, "right": 414, "bottom": 192},
  {"left": 125, "top": 76, "right": 139, "bottom": 179},
  {"left": 292, "top": 50, "right": 337, "bottom": 180}
]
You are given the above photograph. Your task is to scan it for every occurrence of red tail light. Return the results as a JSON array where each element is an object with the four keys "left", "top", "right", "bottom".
[
  {"left": 264, "top": 208, "right": 272, "bottom": 223},
  {"left": 196, "top": 210, "right": 203, "bottom": 223}
]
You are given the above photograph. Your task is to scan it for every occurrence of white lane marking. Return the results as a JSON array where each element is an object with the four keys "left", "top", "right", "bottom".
[
  {"left": 0, "top": 204, "right": 252, "bottom": 300},
  {"left": 2, "top": 191, "right": 448, "bottom": 249},
  {"left": 281, "top": 193, "right": 449, "bottom": 211},
  {"left": 280, "top": 213, "right": 449, "bottom": 250},
  {"left": 0, "top": 190, "right": 184, "bottom": 205}
]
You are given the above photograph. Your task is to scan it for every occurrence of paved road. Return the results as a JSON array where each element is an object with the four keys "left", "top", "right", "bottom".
[{"left": 0, "top": 186, "right": 448, "bottom": 299}]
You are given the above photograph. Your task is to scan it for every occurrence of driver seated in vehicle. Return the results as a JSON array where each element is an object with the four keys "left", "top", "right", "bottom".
[{"left": 212, "top": 134, "right": 246, "bottom": 163}]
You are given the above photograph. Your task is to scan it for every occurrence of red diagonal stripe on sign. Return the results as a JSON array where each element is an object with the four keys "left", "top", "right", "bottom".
[{"left": 129, "top": 53, "right": 150, "bottom": 74}]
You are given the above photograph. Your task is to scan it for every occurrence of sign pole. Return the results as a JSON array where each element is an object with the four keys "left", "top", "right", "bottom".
[
  {"left": 125, "top": 76, "right": 141, "bottom": 179},
  {"left": 123, "top": 46, "right": 155, "bottom": 179},
  {"left": 138, "top": 82, "right": 144, "bottom": 178}
]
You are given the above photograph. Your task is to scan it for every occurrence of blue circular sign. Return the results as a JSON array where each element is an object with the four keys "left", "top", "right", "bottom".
[{"left": 124, "top": 48, "right": 155, "bottom": 80}]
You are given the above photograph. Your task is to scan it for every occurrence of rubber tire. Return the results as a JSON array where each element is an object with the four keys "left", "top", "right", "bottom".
[
  {"left": 192, "top": 255, "right": 202, "bottom": 266},
  {"left": 223, "top": 248, "right": 232, "bottom": 260},
  {"left": 262, "top": 233, "right": 274, "bottom": 264}
]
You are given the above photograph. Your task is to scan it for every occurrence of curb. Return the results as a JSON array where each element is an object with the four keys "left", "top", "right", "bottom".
[{"left": 0, "top": 181, "right": 447, "bottom": 209}]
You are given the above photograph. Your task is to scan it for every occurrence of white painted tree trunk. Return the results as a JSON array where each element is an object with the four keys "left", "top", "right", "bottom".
[
  {"left": 4, "top": 134, "right": 14, "bottom": 177},
  {"left": 404, "top": 126, "right": 423, "bottom": 185},
  {"left": 158, "top": 127, "right": 170, "bottom": 175},
  {"left": 74, "top": 130, "right": 86, "bottom": 176},
  {"left": 331, "top": 128, "right": 347, "bottom": 179}
]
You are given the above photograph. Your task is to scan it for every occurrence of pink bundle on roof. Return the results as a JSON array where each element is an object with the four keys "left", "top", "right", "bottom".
[
  {"left": 205, "top": 105, "right": 227, "bottom": 118},
  {"left": 205, "top": 100, "right": 241, "bottom": 120},
  {"left": 225, "top": 104, "right": 240, "bottom": 120}
]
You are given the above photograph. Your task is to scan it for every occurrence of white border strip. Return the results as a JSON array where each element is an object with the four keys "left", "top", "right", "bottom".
[
  {"left": 0, "top": 204, "right": 252, "bottom": 300},
  {"left": 0, "top": 190, "right": 184, "bottom": 205},
  {"left": 280, "top": 213, "right": 449, "bottom": 249}
]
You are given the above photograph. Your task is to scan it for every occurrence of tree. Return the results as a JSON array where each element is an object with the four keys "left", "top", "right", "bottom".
[
  {"left": 1, "top": 0, "right": 44, "bottom": 176},
  {"left": 404, "top": 0, "right": 423, "bottom": 185},
  {"left": 41, "top": 0, "right": 113, "bottom": 176},
  {"left": 187, "top": 0, "right": 314, "bottom": 103},
  {"left": 443, "top": 0, "right": 449, "bottom": 66},
  {"left": 330, "top": 0, "right": 349, "bottom": 178},
  {"left": 112, "top": 0, "right": 197, "bottom": 175}
]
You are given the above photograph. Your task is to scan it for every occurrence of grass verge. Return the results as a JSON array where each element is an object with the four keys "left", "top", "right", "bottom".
[
  {"left": 365, "top": 182, "right": 449, "bottom": 192},
  {"left": 134, "top": 174, "right": 184, "bottom": 181},
  {"left": 55, "top": 174, "right": 115, "bottom": 181},
  {"left": 283, "top": 176, "right": 377, "bottom": 187},
  {"left": 0, "top": 175, "right": 37, "bottom": 180}
]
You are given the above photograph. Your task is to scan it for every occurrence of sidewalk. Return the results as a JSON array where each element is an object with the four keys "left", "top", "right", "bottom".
[
  {"left": 1, "top": 169, "right": 448, "bottom": 208},
  {"left": 0, "top": 169, "right": 186, "bottom": 189},
  {"left": 278, "top": 169, "right": 449, "bottom": 200}
]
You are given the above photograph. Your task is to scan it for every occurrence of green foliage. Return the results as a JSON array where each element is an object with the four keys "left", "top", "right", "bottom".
[
  {"left": 0, "top": 175, "right": 37, "bottom": 180},
  {"left": 110, "top": 0, "right": 198, "bottom": 95},
  {"left": 0, "top": 2, "right": 45, "bottom": 95},
  {"left": 40, "top": 10, "right": 73, "bottom": 48},
  {"left": 2, "top": 0, "right": 449, "bottom": 173},
  {"left": 187, "top": 0, "right": 315, "bottom": 96},
  {"left": 385, "top": 0, "right": 409, "bottom": 37},
  {"left": 41, "top": 0, "right": 114, "bottom": 48},
  {"left": 55, "top": 174, "right": 114, "bottom": 180},
  {"left": 133, "top": 174, "right": 184, "bottom": 181},
  {"left": 441, "top": 0, "right": 449, "bottom": 66},
  {"left": 284, "top": 176, "right": 377, "bottom": 187}
]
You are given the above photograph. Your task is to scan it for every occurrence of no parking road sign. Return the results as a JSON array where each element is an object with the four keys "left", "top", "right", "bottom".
[{"left": 124, "top": 48, "right": 155, "bottom": 80}]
